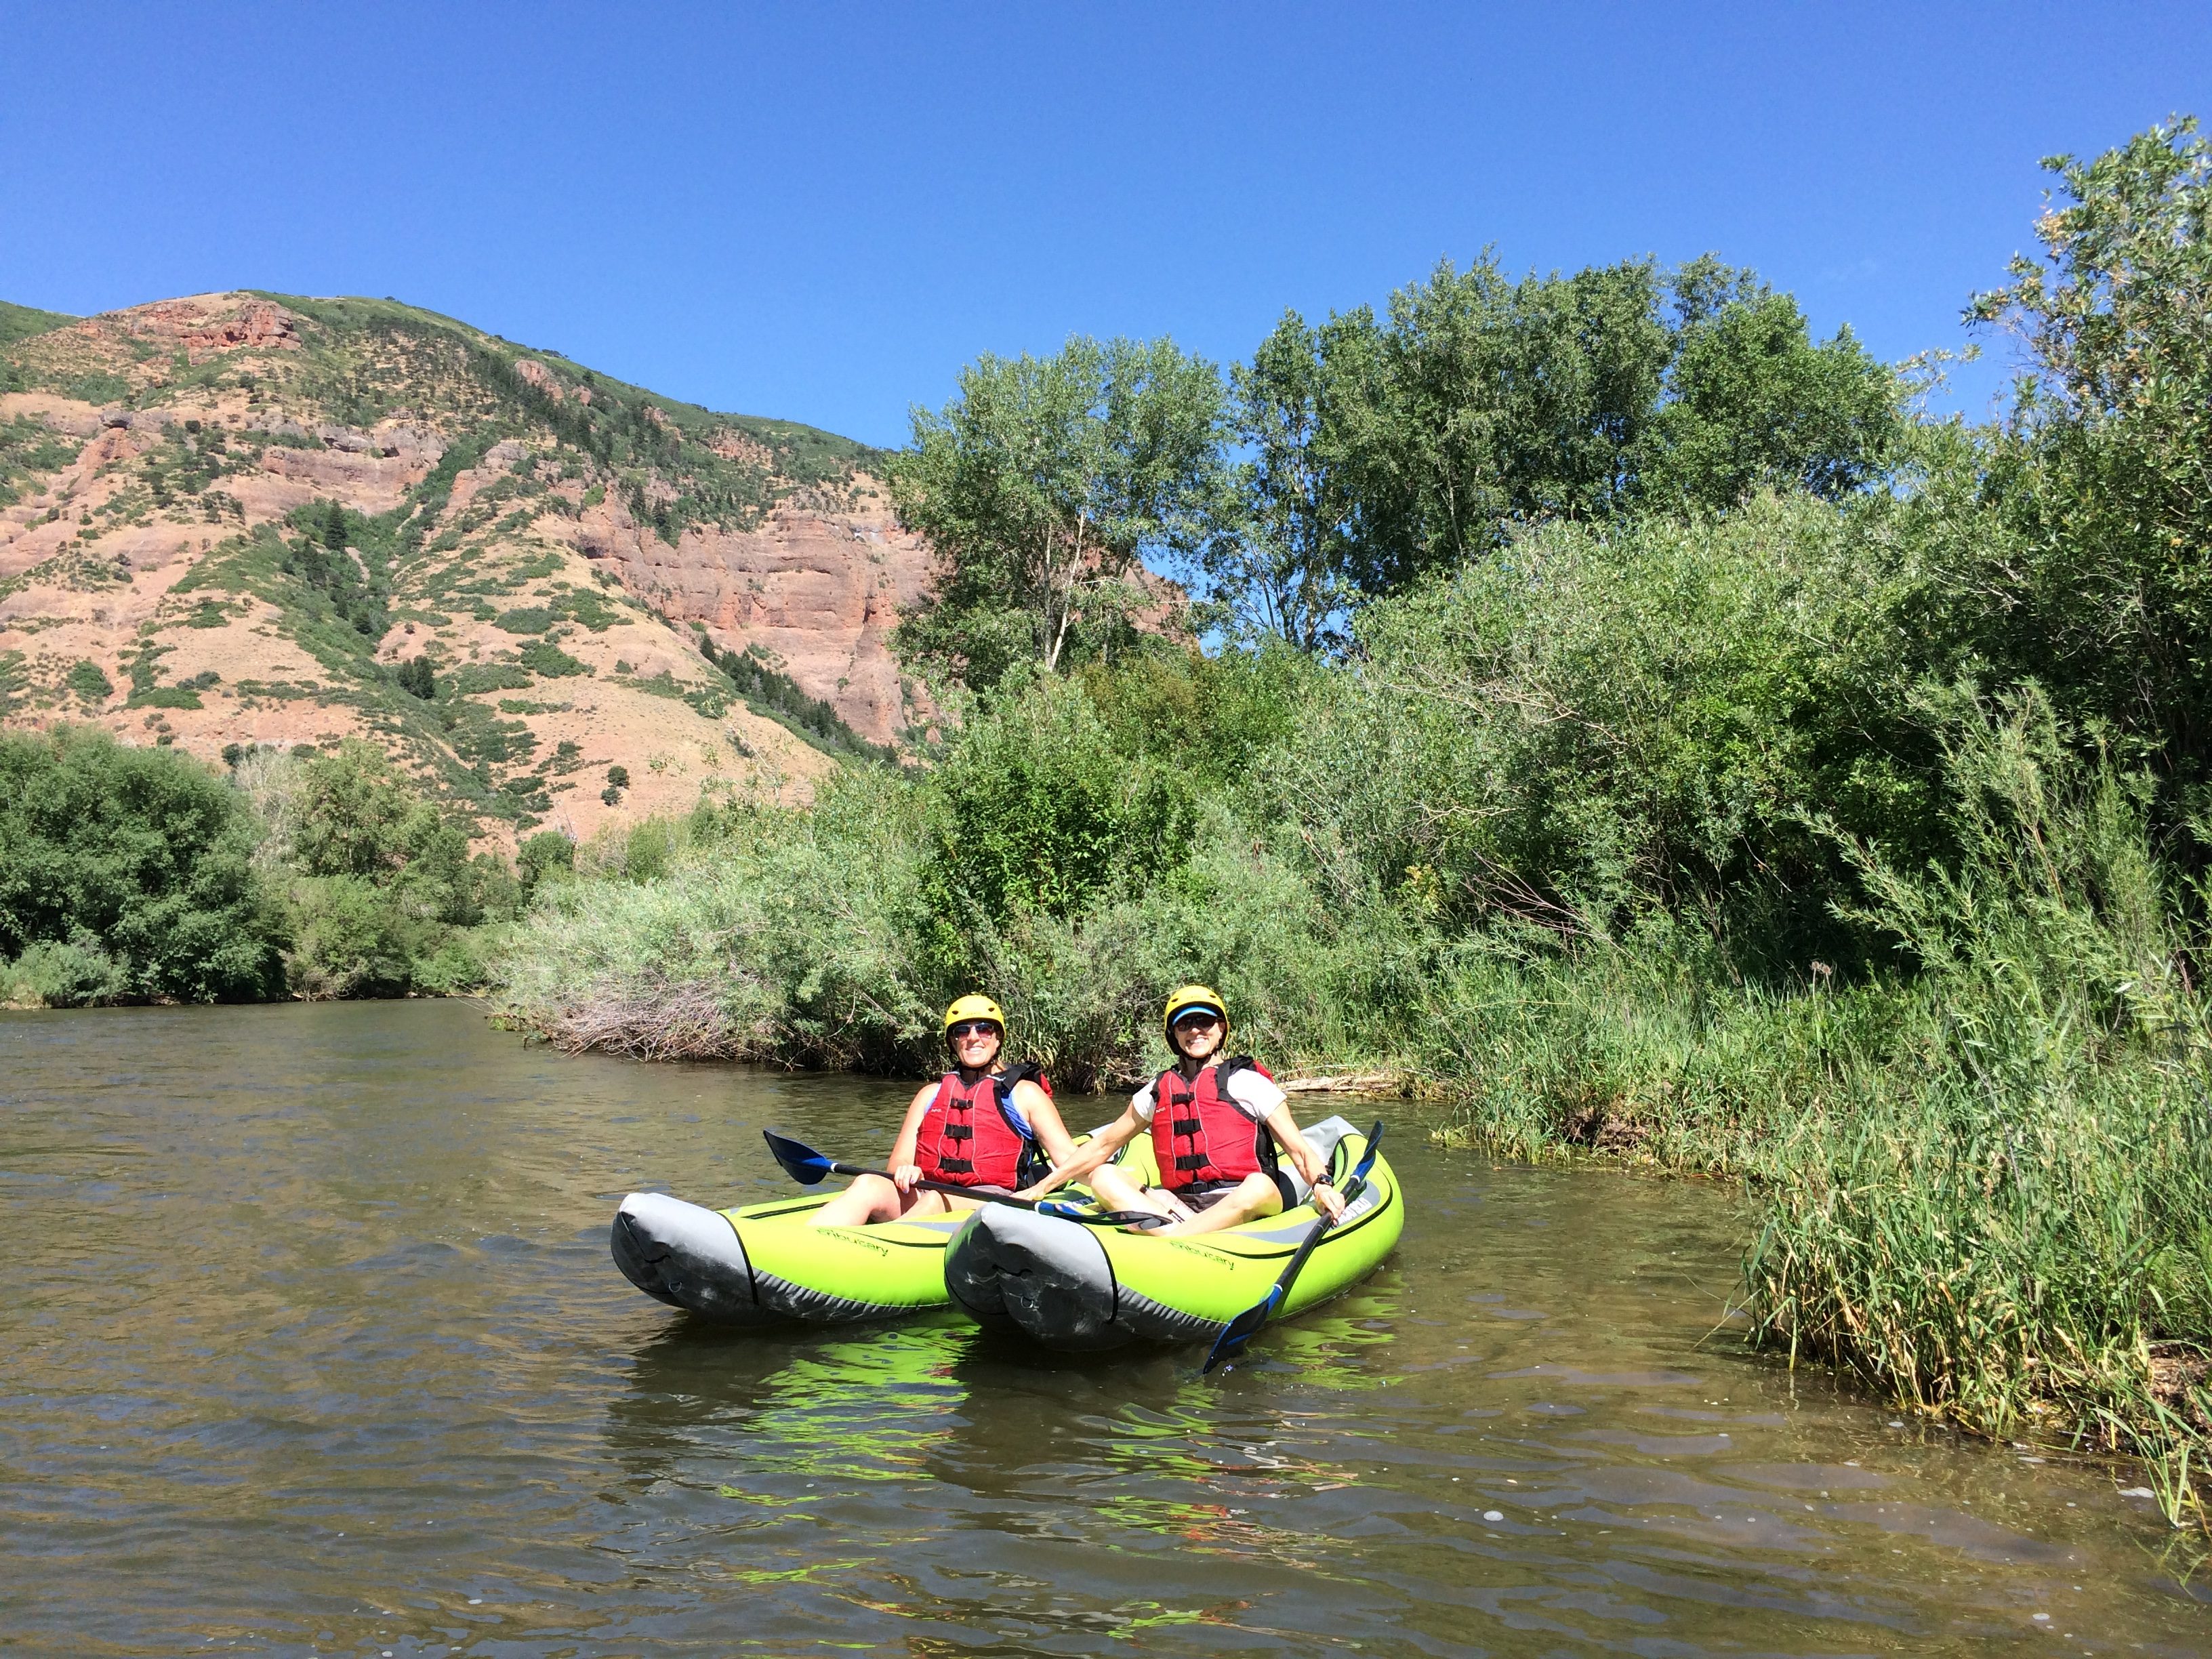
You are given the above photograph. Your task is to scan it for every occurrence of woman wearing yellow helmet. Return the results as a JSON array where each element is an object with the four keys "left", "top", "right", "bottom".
[
  {"left": 1029, "top": 985, "right": 1346, "bottom": 1235},
  {"left": 808, "top": 994, "right": 1080, "bottom": 1227}
]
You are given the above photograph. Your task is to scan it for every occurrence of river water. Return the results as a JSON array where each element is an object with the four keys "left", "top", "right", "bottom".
[{"left": 4, "top": 1001, "right": 2207, "bottom": 1656}]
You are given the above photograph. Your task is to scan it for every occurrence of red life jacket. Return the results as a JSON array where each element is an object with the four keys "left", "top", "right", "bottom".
[
  {"left": 1149, "top": 1057, "right": 1276, "bottom": 1191},
  {"left": 916, "top": 1065, "right": 1050, "bottom": 1189}
]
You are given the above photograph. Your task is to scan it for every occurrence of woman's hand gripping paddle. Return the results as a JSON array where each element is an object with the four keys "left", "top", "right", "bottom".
[
  {"left": 1203, "top": 1121, "right": 1385, "bottom": 1374},
  {"left": 761, "top": 1128, "right": 1167, "bottom": 1228}
]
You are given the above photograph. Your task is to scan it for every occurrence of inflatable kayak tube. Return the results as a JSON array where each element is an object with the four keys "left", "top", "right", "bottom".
[
  {"left": 944, "top": 1116, "right": 1403, "bottom": 1351},
  {"left": 611, "top": 1191, "right": 968, "bottom": 1326}
]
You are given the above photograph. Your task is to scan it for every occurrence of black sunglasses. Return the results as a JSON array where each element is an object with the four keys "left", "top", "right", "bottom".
[{"left": 949, "top": 1020, "right": 1002, "bottom": 1040}]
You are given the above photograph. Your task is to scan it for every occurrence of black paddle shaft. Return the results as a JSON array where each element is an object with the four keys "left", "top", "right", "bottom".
[
  {"left": 1204, "top": 1120, "right": 1386, "bottom": 1373},
  {"left": 761, "top": 1128, "right": 1166, "bottom": 1228}
]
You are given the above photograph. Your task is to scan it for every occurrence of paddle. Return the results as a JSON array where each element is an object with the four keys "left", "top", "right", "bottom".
[
  {"left": 1203, "top": 1120, "right": 1386, "bottom": 1374},
  {"left": 762, "top": 1128, "right": 1168, "bottom": 1228}
]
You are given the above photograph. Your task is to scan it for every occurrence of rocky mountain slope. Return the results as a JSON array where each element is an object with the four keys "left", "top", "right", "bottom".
[{"left": 0, "top": 291, "right": 934, "bottom": 839}]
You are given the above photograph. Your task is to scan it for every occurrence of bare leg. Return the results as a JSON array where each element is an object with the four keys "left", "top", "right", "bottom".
[
  {"left": 1086, "top": 1164, "right": 1178, "bottom": 1225},
  {"left": 1088, "top": 1165, "right": 1202, "bottom": 1231},
  {"left": 1156, "top": 1172, "right": 1283, "bottom": 1236},
  {"left": 810, "top": 1173, "right": 968, "bottom": 1227}
]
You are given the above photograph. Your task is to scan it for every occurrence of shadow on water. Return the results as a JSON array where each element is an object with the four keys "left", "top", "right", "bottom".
[{"left": 8, "top": 1001, "right": 2212, "bottom": 1656}]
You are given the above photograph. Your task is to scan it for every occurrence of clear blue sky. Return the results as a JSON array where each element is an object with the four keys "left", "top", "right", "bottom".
[{"left": 4, "top": 2, "right": 2207, "bottom": 447}]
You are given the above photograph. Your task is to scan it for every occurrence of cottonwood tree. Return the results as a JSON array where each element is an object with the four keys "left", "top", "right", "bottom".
[
  {"left": 1635, "top": 255, "right": 1901, "bottom": 510},
  {"left": 1193, "top": 255, "right": 1901, "bottom": 645},
  {"left": 1968, "top": 118, "right": 2212, "bottom": 787},
  {"left": 889, "top": 336, "right": 1225, "bottom": 691},
  {"left": 1191, "top": 310, "right": 1376, "bottom": 653}
]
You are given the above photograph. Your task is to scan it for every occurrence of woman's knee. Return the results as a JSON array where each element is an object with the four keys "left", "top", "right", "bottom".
[{"left": 1237, "top": 1172, "right": 1284, "bottom": 1216}]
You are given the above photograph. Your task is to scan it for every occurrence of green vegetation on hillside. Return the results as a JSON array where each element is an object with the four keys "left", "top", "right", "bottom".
[
  {"left": 0, "top": 299, "right": 75, "bottom": 350},
  {"left": 697, "top": 632, "right": 899, "bottom": 764},
  {"left": 0, "top": 287, "right": 888, "bottom": 823},
  {"left": 494, "top": 119, "right": 2212, "bottom": 1518},
  {"left": 254, "top": 291, "right": 878, "bottom": 533}
]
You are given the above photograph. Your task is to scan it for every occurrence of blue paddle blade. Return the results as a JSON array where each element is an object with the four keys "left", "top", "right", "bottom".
[
  {"left": 1205, "top": 1284, "right": 1286, "bottom": 1373},
  {"left": 761, "top": 1128, "right": 835, "bottom": 1185}
]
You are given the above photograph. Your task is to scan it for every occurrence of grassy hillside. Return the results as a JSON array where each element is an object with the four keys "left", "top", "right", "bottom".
[
  {"left": 0, "top": 300, "right": 75, "bottom": 348},
  {"left": 0, "top": 290, "right": 900, "bottom": 839}
]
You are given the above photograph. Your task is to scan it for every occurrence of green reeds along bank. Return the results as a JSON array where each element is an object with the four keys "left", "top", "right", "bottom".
[
  {"left": 1736, "top": 697, "right": 2212, "bottom": 1527},
  {"left": 1744, "top": 1064, "right": 2212, "bottom": 1526},
  {"left": 1426, "top": 697, "right": 2212, "bottom": 1526}
]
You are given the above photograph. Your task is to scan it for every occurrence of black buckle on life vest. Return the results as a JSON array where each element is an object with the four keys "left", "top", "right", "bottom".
[
  {"left": 1171, "top": 1115, "right": 1204, "bottom": 1136},
  {"left": 939, "top": 1156, "right": 974, "bottom": 1173},
  {"left": 941, "top": 1123, "right": 972, "bottom": 1140},
  {"left": 1174, "top": 1153, "right": 1210, "bottom": 1170}
]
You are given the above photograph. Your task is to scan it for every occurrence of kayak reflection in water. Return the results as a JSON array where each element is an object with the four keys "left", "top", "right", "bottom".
[
  {"left": 1031, "top": 984, "right": 1347, "bottom": 1236},
  {"left": 809, "top": 994, "right": 1079, "bottom": 1226}
]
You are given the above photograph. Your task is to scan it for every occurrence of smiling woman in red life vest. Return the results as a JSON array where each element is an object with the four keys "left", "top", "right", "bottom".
[
  {"left": 808, "top": 995, "right": 1079, "bottom": 1227},
  {"left": 1029, "top": 985, "right": 1347, "bottom": 1237}
]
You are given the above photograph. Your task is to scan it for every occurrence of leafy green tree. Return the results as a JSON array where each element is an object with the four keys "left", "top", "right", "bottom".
[
  {"left": 516, "top": 830, "right": 575, "bottom": 895},
  {"left": 283, "top": 874, "right": 416, "bottom": 998},
  {"left": 1192, "top": 255, "right": 1902, "bottom": 636},
  {"left": 1342, "top": 255, "right": 1675, "bottom": 593},
  {"left": 0, "top": 726, "right": 283, "bottom": 1001},
  {"left": 1193, "top": 310, "right": 1375, "bottom": 651},
  {"left": 1967, "top": 119, "right": 2212, "bottom": 790},
  {"left": 323, "top": 498, "right": 348, "bottom": 553},
  {"left": 1637, "top": 257, "right": 1902, "bottom": 510},
  {"left": 890, "top": 336, "right": 1225, "bottom": 689},
  {"left": 396, "top": 655, "right": 436, "bottom": 699},
  {"left": 285, "top": 740, "right": 506, "bottom": 926}
]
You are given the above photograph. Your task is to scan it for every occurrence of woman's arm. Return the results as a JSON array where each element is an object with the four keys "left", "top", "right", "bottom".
[
  {"left": 1023, "top": 1103, "right": 1143, "bottom": 1196},
  {"left": 1010, "top": 1080, "right": 1080, "bottom": 1179},
  {"left": 886, "top": 1082, "right": 937, "bottom": 1191},
  {"left": 1263, "top": 1105, "right": 1346, "bottom": 1219}
]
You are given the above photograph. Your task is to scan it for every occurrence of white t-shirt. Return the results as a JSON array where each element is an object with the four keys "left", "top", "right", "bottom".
[{"left": 1130, "top": 1065, "right": 1288, "bottom": 1125}]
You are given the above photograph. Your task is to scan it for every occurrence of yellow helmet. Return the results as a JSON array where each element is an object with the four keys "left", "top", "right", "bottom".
[
  {"left": 1162, "top": 983, "right": 1228, "bottom": 1052},
  {"left": 943, "top": 994, "right": 1006, "bottom": 1048}
]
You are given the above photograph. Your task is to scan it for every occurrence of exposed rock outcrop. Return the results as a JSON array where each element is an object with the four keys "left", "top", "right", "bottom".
[{"left": 0, "top": 290, "right": 935, "bottom": 843}]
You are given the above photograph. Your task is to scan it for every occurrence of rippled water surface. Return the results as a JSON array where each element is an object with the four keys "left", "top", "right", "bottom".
[{"left": 5, "top": 1001, "right": 2208, "bottom": 1656}]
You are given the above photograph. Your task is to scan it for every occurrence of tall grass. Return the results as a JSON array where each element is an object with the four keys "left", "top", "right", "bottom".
[{"left": 1739, "top": 694, "right": 2212, "bottom": 1522}]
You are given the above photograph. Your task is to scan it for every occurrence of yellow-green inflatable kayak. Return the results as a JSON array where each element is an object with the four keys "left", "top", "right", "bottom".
[
  {"left": 611, "top": 1190, "right": 966, "bottom": 1324},
  {"left": 944, "top": 1115, "right": 1402, "bottom": 1351}
]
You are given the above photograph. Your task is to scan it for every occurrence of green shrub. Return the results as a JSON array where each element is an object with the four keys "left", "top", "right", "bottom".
[
  {"left": 920, "top": 672, "right": 1193, "bottom": 924},
  {"left": 0, "top": 726, "right": 283, "bottom": 1002},
  {"left": 5, "top": 933, "right": 131, "bottom": 1007},
  {"left": 282, "top": 874, "right": 418, "bottom": 998},
  {"left": 1271, "top": 495, "right": 1931, "bottom": 967},
  {"left": 66, "top": 659, "right": 113, "bottom": 703},
  {"left": 407, "top": 933, "right": 494, "bottom": 996},
  {"left": 516, "top": 830, "right": 575, "bottom": 895},
  {"left": 519, "top": 638, "right": 589, "bottom": 677}
]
